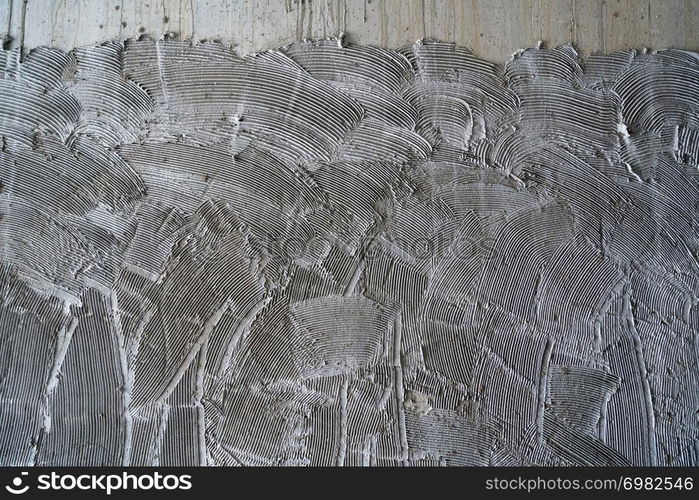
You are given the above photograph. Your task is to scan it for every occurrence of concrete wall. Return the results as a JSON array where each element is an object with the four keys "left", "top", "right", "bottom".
[{"left": 1, "top": 0, "right": 697, "bottom": 61}]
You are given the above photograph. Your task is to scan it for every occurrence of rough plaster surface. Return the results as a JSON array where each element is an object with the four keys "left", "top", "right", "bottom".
[{"left": 0, "top": 36, "right": 698, "bottom": 466}]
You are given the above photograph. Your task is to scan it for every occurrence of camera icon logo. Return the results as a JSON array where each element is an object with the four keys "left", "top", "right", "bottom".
[{"left": 5, "top": 472, "right": 29, "bottom": 495}]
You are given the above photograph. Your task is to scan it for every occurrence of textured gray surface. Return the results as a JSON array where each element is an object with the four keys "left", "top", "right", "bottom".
[
  {"left": 1, "top": 0, "right": 698, "bottom": 62},
  {"left": 0, "top": 35, "right": 697, "bottom": 466}
]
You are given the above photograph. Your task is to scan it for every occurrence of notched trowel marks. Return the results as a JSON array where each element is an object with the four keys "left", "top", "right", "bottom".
[{"left": 0, "top": 37, "right": 698, "bottom": 466}]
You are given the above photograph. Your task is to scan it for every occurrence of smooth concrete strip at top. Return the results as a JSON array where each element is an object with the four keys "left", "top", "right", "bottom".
[{"left": 0, "top": 0, "right": 698, "bottom": 63}]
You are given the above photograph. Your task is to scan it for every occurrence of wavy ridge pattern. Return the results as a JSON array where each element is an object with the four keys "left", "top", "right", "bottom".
[{"left": 0, "top": 37, "right": 697, "bottom": 466}]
